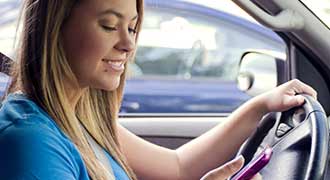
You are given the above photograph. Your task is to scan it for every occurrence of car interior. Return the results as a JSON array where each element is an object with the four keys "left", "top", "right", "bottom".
[
  {"left": 0, "top": 0, "right": 330, "bottom": 179},
  {"left": 121, "top": 0, "right": 330, "bottom": 179}
]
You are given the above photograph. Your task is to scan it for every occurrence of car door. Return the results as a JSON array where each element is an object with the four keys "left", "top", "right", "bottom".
[
  {"left": 119, "top": 0, "right": 330, "bottom": 159},
  {"left": 119, "top": 0, "right": 288, "bottom": 149},
  {"left": 120, "top": 1, "right": 286, "bottom": 149},
  {"left": 120, "top": 0, "right": 288, "bottom": 150}
]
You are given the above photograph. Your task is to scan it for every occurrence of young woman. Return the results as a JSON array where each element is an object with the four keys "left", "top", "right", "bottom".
[{"left": 0, "top": 0, "right": 317, "bottom": 179}]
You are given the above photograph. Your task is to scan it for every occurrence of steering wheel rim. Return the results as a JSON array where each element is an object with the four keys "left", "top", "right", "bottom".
[{"left": 236, "top": 94, "right": 330, "bottom": 180}]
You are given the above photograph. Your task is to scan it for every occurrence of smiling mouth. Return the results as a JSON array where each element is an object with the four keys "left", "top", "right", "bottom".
[{"left": 102, "top": 59, "right": 125, "bottom": 72}]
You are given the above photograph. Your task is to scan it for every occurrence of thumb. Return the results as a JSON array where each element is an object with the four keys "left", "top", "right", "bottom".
[{"left": 201, "top": 156, "right": 245, "bottom": 180}]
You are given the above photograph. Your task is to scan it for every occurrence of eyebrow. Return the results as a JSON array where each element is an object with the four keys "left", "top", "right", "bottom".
[{"left": 98, "top": 9, "right": 138, "bottom": 21}]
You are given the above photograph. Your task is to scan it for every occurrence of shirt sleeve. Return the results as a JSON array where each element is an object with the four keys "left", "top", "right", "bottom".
[{"left": 0, "top": 119, "right": 79, "bottom": 180}]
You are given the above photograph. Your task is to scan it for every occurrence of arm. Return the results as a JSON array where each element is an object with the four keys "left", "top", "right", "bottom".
[
  {"left": 118, "top": 79, "right": 317, "bottom": 180},
  {"left": 117, "top": 124, "right": 181, "bottom": 180},
  {"left": 118, "top": 97, "right": 263, "bottom": 180}
]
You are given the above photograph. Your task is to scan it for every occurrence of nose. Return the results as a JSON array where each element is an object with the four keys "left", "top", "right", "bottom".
[{"left": 115, "top": 30, "right": 135, "bottom": 53}]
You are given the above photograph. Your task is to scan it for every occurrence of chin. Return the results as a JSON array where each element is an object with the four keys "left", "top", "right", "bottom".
[
  {"left": 104, "top": 85, "right": 120, "bottom": 91},
  {"left": 99, "top": 80, "right": 121, "bottom": 91},
  {"left": 90, "top": 76, "right": 121, "bottom": 91}
]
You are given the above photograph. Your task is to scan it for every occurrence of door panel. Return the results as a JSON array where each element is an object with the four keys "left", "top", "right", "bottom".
[{"left": 119, "top": 117, "right": 226, "bottom": 149}]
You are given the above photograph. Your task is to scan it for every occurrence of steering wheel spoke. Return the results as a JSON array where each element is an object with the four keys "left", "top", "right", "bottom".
[{"left": 274, "top": 118, "right": 311, "bottom": 150}]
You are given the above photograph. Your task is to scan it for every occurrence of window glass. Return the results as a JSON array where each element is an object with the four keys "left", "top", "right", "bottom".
[
  {"left": 129, "top": 10, "right": 286, "bottom": 81},
  {"left": 300, "top": 0, "right": 330, "bottom": 28},
  {"left": 122, "top": 2, "right": 287, "bottom": 114}
]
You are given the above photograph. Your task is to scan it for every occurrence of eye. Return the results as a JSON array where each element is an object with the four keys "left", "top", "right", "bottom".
[
  {"left": 102, "top": 25, "right": 117, "bottom": 32},
  {"left": 128, "top": 28, "right": 137, "bottom": 34}
]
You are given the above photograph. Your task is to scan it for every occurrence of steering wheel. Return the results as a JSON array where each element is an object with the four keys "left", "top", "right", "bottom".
[{"left": 236, "top": 94, "right": 330, "bottom": 180}]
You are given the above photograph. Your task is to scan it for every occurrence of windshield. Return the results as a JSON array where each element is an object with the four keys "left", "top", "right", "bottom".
[{"left": 300, "top": 0, "right": 330, "bottom": 28}]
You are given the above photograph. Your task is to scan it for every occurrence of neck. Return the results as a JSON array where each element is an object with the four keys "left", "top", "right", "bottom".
[{"left": 65, "top": 81, "right": 87, "bottom": 111}]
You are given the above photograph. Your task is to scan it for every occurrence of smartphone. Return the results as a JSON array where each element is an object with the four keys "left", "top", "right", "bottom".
[{"left": 231, "top": 146, "right": 272, "bottom": 180}]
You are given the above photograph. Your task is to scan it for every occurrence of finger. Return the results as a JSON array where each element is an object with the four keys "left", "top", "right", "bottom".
[
  {"left": 290, "top": 79, "right": 317, "bottom": 99},
  {"left": 250, "top": 173, "right": 262, "bottom": 180},
  {"left": 283, "top": 94, "right": 305, "bottom": 108},
  {"left": 205, "top": 156, "right": 245, "bottom": 180},
  {"left": 300, "top": 83, "right": 317, "bottom": 99}
]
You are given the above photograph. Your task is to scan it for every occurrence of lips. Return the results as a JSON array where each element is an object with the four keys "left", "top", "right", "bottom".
[{"left": 102, "top": 59, "right": 125, "bottom": 72}]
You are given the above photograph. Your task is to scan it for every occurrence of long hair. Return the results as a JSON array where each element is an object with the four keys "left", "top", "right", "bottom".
[{"left": 8, "top": 0, "right": 144, "bottom": 179}]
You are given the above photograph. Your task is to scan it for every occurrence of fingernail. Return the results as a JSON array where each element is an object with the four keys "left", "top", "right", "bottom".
[{"left": 233, "top": 155, "right": 244, "bottom": 162}]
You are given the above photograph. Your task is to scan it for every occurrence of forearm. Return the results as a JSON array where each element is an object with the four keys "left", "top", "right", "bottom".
[
  {"left": 117, "top": 124, "right": 181, "bottom": 180},
  {"left": 176, "top": 96, "right": 267, "bottom": 180}
]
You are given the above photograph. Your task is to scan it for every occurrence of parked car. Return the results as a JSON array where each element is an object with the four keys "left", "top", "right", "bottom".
[
  {"left": 0, "top": 0, "right": 286, "bottom": 114},
  {"left": 122, "top": 0, "right": 286, "bottom": 114}
]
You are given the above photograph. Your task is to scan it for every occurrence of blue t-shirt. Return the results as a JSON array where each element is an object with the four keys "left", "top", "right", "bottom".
[{"left": 0, "top": 93, "right": 130, "bottom": 180}]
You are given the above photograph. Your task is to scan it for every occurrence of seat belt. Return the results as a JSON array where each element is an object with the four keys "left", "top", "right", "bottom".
[{"left": 81, "top": 125, "right": 115, "bottom": 178}]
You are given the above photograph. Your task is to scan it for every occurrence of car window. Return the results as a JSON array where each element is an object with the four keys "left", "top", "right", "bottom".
[
  {"left": 129, "top": 9, "right": 286, "bottom": 81},
  {"left": 0, "top": 0, "right": 20, "bottom": 58},
  {"left": 0, "top": 72, "right": 9, "bottom": 92},
  {"left": 122, "top": 1, "right": 287, "bottom": 114},
  {"left": 300, "top": 0, "right": 330, "bottom": 28}
]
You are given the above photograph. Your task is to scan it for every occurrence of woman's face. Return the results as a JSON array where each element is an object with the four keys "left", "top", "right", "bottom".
[{"left": 62, "top": 0, "right": 138, "bottom": 90}]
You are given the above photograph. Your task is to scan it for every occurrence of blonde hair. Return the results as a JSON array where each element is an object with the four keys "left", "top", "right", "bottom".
[{"left": 8, "top": 0, "right": 144, "bottom": 179}]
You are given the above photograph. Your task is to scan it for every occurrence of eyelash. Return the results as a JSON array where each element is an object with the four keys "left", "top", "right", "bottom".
[
  {"left": 102, "top": 25, "right": 116, "bottom": 31},
  {"left": 129, "top": 28, "right": 137, "bottom": 34},
  {"left": 102, "top": 26, "right": 137, "bottom": 34}
]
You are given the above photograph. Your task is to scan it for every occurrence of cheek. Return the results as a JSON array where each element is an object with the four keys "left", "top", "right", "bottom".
[
  {"left": 63, "top": 26, "right": 109, "bottom": 64},
  {"left": 62, "top": 22, "right": 113, "bottom": 84}
]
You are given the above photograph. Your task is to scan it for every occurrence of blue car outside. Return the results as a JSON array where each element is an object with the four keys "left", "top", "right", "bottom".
[{"left": 121, "top": 0, "right": 285, "bottom": 114}]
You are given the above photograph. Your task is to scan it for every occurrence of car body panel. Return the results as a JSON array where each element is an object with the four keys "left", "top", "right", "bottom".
[{"left": 123, "top": 78, "right": 250, "bottom": 113}]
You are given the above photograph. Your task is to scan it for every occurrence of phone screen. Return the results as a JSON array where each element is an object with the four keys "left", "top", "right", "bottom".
[{"left": 231, "top": 146, "right": 272, "bottom": 180}]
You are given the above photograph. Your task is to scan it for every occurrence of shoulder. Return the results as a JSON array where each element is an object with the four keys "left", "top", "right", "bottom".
[
  {"left": 0, "top": 95, "right": 88, "bottom": 179},
  {"left": 0, "top": 116, "right": 83, "bottom": 179},
  {"left": 0, "top": 93, "right": 66, "bottom": 138},
  {"left": 0, "top": 115, "right": 71, "bottom": 153}
]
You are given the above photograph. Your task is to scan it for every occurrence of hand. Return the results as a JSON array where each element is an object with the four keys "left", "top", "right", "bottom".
[
  {"left": 200, "top": 156, "right": 262, "bottom": 180},
  {"left": 256, "top": 79, "right": 317, "bottom": 114}
]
